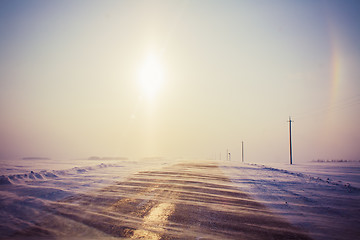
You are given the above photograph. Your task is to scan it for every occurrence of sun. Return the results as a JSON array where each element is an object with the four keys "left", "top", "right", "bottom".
[{"left": 138, "top": 53, "right": 164, "bottom": 100}]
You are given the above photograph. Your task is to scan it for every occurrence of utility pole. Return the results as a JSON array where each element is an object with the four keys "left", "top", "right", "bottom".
[
  {"left": 242, "top": 141, "right": 244, "bottom": 163},
  {"left": 288, "top": 116, "right": 294, "bottom": 165}
]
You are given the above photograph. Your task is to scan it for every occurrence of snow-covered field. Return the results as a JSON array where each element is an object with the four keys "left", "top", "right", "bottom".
[
  {"left": 220, "top": 161, "right": 360, "bottom": 240},
  {"left": 0, "top": 158, "right": 359, "bottom": 239}
]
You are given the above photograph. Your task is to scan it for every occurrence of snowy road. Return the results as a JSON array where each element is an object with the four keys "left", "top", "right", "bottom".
[{"left": 8, "top": 161, "right": 312, "bottom": 239}]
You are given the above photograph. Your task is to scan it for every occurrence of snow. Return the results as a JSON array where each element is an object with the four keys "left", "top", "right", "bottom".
[
  {"left": 220, "top": 161, "right": 360, "bottom": 240},
  {"left": 1, "top": 158, "right": 359, "bottom": 239},
  {"left": 0, "top": 158, "right": 180, "bottom": 239}
]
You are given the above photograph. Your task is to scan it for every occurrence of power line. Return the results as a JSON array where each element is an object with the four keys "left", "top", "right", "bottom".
[
  {"left": 242, "top": 141, "right": 244, "bottom": 163},
  {"left": 295, "top": 94, "right": 360, "bottom": 119}
]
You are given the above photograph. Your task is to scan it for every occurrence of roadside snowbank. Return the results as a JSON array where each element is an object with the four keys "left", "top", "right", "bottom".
[{"left": 220, "top": 161, "right": 360, "bottom": 240}]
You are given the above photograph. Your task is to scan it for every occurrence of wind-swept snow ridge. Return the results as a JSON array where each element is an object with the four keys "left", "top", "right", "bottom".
[{"left": 0, "top": 163, "right": 120, "bottom": 185}]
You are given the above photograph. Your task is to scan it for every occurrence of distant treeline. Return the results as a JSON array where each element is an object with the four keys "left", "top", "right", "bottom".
[
  {"left": 88, "top": 156, "right": 128, "bottom": 160},
  {"left": 313, "top": 159, "right": 360, "bottom": 163},
  {"left": 22, "top": 157, "right": 51, "bottom": 160}
]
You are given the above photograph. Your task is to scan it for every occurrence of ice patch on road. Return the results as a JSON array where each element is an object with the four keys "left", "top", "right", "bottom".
[{"left": 132, "top": 202, "right": 175, "bottom": 240}]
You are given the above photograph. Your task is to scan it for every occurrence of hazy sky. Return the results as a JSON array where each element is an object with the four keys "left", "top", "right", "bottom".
[{"left": 0, "top": 0, "right": 359, "bottom": 162}]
